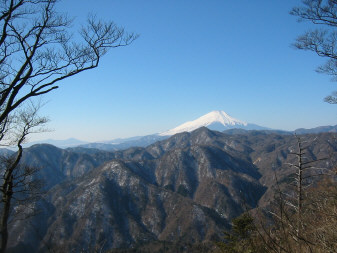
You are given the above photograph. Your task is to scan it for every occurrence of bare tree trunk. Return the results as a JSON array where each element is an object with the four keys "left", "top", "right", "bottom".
[
  {"left": 296, "top": 137, "right": 303, "bottom": 251},
  {"left": 0, "top": 174, "right": 13, "bottom": 253},
  {"left": 0, "top": 146, "right": 23, "bottom": 253}
]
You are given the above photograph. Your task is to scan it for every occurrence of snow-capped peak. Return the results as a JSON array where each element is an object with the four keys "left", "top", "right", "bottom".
[
  {"left": 197, "top": 110, "right": 247, "bottom": 126},
  {"left": 159, "top": 110, "right": 248, "bottom": 136}
]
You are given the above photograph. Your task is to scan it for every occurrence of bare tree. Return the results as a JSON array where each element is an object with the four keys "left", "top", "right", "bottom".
[
  {"left": 0, "top": 102, "right": 48, "bottom": 253},
  {"left": 0, "top": 0, "right": 137, "bottom": 252},
  {"left": 285, "top": 135, "right": 327, "bottom": 242},
  {"left": 256, "top": 135, "right": 331, "bottom": 252},
  {"left": 0, "top": 0, "right": 137, "bottom": 126},
  {"left": 291, "top": 0, "right": 337, "bottom": 103}
]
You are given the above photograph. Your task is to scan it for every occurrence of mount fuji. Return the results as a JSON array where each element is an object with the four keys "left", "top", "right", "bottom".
[
  {"left": 73, "top": 111, "right": 268, "bottom": 151},
  {"left": 28, "top": 111, "right": 270, "bottom": 150},
  {"left": 159, "top": 110, "right": 269, "bottom": 136}
]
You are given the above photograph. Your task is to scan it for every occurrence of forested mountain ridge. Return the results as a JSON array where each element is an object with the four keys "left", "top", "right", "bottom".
[{"left": 6, "top": 128, "right": 337, "bottom": 252}]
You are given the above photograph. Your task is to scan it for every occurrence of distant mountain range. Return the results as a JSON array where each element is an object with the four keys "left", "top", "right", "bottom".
[
  {"left": 294, "top": 125, "right": 337, "bottom": 134},
  {"left": 24, "top": 138, "right": 89, "bottom": 148},
  {"left": 23, "top": 110, "right": 336, "bottom": 151},
  {"left": 78, "top": 134, "right": 168, "bottom": 151}
]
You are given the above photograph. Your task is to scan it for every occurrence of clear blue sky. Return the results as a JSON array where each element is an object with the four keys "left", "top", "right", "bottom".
[{"left": 32, "top": 0, "right": 337, "bottom": 142}]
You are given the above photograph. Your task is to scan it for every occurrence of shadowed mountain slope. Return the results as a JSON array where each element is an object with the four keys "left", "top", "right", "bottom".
[{"left": 6, "top": 128, "right": 337, "bottom": 252}]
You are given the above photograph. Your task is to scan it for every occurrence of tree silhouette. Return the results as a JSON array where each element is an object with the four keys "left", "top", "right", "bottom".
[
  {"left": 291, "top": 0, "right": 337, "bottom": 103},
  {"left": 0, "top": 1, "right": 137, "bottom": 252}
]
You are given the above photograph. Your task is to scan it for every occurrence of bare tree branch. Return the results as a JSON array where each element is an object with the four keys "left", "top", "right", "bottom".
[
  {"left": 291, "top": 0, "right": 337, "bottom": 103},
  {"left": 0, "top": 1, "right": 137, "bottom": 252}
]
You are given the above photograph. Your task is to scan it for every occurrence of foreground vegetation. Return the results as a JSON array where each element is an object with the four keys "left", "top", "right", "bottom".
[{"left": 217, "top": 135, "right": 337, "bottom": 253}]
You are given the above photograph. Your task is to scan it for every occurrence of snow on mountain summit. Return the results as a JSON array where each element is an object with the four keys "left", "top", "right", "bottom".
[
  {"left": 198, "top": 110, "right": 247, "bottom": 127},
  {"left": 160, "top": 110, "right": 249, "bottom": 136}
]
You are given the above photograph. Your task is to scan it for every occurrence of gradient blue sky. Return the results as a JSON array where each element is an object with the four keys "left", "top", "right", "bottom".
[{"left": 32, "top": 0, "right": 337, "bottom": 142}]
